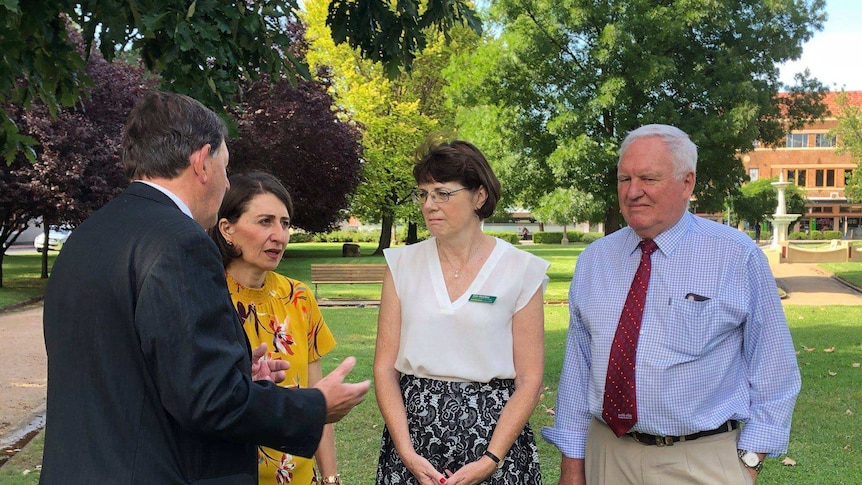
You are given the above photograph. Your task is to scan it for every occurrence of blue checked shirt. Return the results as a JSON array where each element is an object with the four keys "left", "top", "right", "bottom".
[{"left": 542, "top": 212, "right": 801, "bottom": 459}]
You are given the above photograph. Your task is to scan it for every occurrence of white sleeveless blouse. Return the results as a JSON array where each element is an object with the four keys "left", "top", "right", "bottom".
[{"left": 384, "top": 237, "right": 550, "bottom": 382}]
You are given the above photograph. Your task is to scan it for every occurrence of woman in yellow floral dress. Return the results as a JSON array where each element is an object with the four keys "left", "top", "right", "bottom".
[{"left": 210, "top": 172, "right": 341, "bottom": 485}]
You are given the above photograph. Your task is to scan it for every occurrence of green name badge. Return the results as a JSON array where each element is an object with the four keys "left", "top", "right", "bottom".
[{"left": 469, "top": 294, "right": 497, "bottom": 304}]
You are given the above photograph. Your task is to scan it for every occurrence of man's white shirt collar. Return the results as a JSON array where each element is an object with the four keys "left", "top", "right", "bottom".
[{"left": 134, "top": 180, "right": 193, "bottom": 219}]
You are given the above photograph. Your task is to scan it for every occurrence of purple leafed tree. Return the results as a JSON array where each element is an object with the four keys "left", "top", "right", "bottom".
[
  {"left": 0, "top": 26, "right": 150, "bottom": 284},
  {"left": 229, "top": 73, "right": 363, "bottom": 233}
]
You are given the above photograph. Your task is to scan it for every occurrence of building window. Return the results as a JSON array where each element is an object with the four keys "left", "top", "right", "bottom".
[
  {"left": 813, "top": 169, "right": 836, "bottom": 187},
  {"left": 786, "top": 133, "right": 809, "bottom": 148},
  {"left": 792, "top": 169, "right": 807, "bottom": 186},
  {"left": 815, "top": 133, "right": 836, "bottom": 147},
  {"left": 749, "top": 168, "right": 759, "bottom": 181}
]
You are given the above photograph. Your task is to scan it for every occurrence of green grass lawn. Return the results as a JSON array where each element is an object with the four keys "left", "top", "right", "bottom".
[
  {"left": 821, "top": 262, "right": 862, "bottom": 288},
  {"left": 278, "top": 242, "right": 581, "bottom": 302},
  {"left": 0, "top": 252, "right": 55, "bottom": 309},
  {"left": 3, "top": 304, "right": 861, "bottom": 484},
  {"left": 2, "top": 243, "right": 862, "bottom": 483}
]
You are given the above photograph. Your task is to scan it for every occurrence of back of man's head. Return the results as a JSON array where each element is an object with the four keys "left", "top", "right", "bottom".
[{"left": 122, "top": 91, "right": 227, "bottom": 181}]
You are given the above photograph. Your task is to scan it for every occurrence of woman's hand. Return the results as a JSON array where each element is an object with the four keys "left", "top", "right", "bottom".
[
  {"left": 402, "top": 451, "right": 448, "bottom": 485},
  {"left": 250, "top": 343, "right": 289, "bottom": 382},
  {"left": 441, "top": 456, "right": 497, "bottom": 485}
]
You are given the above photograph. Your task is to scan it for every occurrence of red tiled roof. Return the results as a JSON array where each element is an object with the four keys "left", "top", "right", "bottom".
[{"left": 777, "top": 90, "right": 862, "bottom": 117}]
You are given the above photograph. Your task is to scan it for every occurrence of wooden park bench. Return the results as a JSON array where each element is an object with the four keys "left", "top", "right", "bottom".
[{"left": 310, "top": 263, "right": 387, "bottom": 299}]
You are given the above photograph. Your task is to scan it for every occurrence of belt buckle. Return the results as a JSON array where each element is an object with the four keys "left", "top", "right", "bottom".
[{"left": 656, "top": 435, "right": 674, "bottom": 447}]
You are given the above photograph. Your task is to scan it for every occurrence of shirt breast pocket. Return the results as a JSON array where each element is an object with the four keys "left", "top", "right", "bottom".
[{"left": 664, "top": 298, "right": 742, "bottom": 361}]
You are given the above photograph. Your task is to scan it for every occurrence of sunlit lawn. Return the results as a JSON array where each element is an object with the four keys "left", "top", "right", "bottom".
[
  {"left": 4, "top": 305, "right": 861, "bottom": 484},
  {"left": 278, "top": 242, "right": 581, "bottom": 302},
  {"left": 821, "top": 262, "right": 862, "bottom": 288},
  {"left": 3, "top": 243, "right": 862, "bottom": 483}
]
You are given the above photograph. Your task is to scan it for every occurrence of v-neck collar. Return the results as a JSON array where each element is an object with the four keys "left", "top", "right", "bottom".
[{"left": 429, "top": 237, "right": 503, "bottom": 309}]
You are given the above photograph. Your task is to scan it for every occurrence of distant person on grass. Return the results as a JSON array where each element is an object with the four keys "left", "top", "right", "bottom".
[
  {"left": 210, "top": 172, "right": 342, "bottom": 485},
  {"left": 41, "top": 91, "right": 368, "bottom": 484},
  {"left": 542, "top": 124, "right": 801, "bottom": 485},
  {"left": 374, "top": 140, "right": 550, "bottom": 485}
]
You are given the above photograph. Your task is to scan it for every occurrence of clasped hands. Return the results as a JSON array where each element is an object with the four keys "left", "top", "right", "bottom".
[{"left": 405, "top": 450, "right": 497, "bottom": 485}]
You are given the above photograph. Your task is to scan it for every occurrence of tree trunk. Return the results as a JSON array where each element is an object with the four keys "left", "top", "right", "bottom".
[
  {"left": 405, "top": 222, "right": 419, "bottom": 245},
  {"left": 561, "top": 224, "right": 569, "bottom": 245},
  {"left": 604, "top": 203, "right": 622, "bottom": 235},
  {"left": 0, "top": 250, "right": 5, "bottom": 288},
  {"left": 374, "top": 213, "right": 394, "bottom": 255},
  {"left": 41, "top": 223, "right": 50, "bottom": 279}
]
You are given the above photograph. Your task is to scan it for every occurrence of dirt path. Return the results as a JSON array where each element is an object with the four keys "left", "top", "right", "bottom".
[{"left": 0, "top": 304, "right": 46, "bottom": 441}]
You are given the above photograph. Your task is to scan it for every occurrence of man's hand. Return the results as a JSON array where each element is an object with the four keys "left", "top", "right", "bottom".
[
  {"left": 251, "top": 343, "right": 289, "bottom": 383},
  {"left": 558, "top": 457, "right": 586, "bottom": 485},
  {"left": 314, "top": 356, "right": 370, "bottom": 423}
]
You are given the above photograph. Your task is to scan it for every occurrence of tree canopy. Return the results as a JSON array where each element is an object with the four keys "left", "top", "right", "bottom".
[
  {"left": 304, "top": 0, "right": 470, "bottom": 252},
  {"left": 228, "top": 73, "right": 363, "bottom": 233},
  {"left": 1, "top": 0, "right": 480, "bottom": 163},
  {"left": 734, "top": 177, "right": 806, "bottom": 229},
  {"left": 446, "top": 0, "right": 829, "bottom": 232},
  {"left": 831, "top": 92, "right": 862, "bottom": 202},
  {"left": 0, "top": 30, "right": 150, "bottom": 285},
  {"left": 531, "top": 187, "right": 602, "bottom": 243}
]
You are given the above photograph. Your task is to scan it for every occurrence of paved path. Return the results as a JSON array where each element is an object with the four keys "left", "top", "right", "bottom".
[{"left": 762, "top": 247, "right": 862, "bottom": 306}]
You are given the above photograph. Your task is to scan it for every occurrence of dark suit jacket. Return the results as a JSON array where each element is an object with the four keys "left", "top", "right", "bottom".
[{"left": 41, "top": 183, "right": 326, "bottom": 484}]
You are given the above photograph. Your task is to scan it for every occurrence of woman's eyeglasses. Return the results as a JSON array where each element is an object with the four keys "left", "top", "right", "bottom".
[{"left": 411, "top": 187, "right": 469, "bottom": 204}]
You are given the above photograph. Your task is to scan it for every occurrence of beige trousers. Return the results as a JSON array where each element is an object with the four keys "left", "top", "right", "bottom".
[{"left": 585, "top": 418, "right": 754, "bottom": 485}]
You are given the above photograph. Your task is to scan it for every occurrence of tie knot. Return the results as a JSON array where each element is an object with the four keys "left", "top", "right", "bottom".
[{"left": 639, "top": 239, "right": 658, "bottom": 256}]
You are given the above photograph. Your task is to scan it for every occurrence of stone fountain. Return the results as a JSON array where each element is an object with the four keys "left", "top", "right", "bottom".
[{"left": 770, "top": 173, "right": 802, "bottom": 249}]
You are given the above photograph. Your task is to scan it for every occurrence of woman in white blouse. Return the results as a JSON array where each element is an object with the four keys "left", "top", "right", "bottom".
[{"left": 374, "top": 140, "right": 549, "bottom": 485}]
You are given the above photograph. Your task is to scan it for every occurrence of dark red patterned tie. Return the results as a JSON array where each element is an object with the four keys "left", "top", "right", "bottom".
[{"left": 602, "top": 239, "right": 658, "bottom": 437}]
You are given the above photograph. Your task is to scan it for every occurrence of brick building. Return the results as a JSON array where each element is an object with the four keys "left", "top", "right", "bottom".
[{"left": 741, "top": 91, "right": 862, "bottom": 237}]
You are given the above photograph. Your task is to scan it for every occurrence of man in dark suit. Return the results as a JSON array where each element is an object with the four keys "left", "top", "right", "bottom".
[{"left": 41, "top": 91, "right": 369, "bottom": 484}]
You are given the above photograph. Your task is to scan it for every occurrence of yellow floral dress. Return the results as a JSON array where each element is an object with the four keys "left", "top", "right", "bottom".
[{"left": 226, "top": 272, "right": 336, "bottom": 485}]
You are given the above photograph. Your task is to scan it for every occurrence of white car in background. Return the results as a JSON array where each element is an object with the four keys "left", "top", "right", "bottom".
[{"left": 34, "top": 229, "right": 72, "bottom": 252}]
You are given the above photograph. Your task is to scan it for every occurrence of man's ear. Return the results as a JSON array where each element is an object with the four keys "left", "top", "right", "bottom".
[
  {"left": 683, "top": 170, "right": 696, "bottom": 195},
  {"left": 189, "top": 143, "right": 213, "bottom": 182}
]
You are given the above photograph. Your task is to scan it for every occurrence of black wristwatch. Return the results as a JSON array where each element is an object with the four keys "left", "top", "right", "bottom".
[{"left": 738, "top": 449, "right": 764, "bottom": 473}]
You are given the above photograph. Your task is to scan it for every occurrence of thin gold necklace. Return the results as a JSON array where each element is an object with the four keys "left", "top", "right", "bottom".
[{"left": 441, "top": 236, "right": 483, "bottom": 279}]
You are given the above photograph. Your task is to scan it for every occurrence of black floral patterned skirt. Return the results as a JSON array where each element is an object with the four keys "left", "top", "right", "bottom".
[{"left": 375, "top": 374, "right": 542, "bottom": 484}]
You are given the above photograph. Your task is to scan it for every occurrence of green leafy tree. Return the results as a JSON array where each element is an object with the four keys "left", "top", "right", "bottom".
[
  {"left": 447, "top": 0, "right": 829, "bottom": 234},
  {"left": 531, "top": 187, "right": 602, "bottom": 244},
  {"left": 304, "top": 0, "right": 470, "bottom": 254},
  {"left": 735, "top": 177, "right": 806, "bottom": 239},
  {"left": 831, "top": 91, "right": 862, "bottom": 202},
  {"left": 1, "top": 0, "right": 480, "bottom": 163}
]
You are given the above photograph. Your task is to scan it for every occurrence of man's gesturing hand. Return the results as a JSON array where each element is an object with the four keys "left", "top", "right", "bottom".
[{"left": 314, "top": 356, "right": 370, "bottom": 423}]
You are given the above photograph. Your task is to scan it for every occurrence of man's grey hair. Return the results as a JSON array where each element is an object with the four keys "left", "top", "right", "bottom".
[{"left": 618, "top": 124, "right": 698, "bottom": 178}]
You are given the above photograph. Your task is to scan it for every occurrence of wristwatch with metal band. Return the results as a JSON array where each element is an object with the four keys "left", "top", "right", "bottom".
[
  {"left": 738, "top": 450, "right": 764, "bottom": 473},
  {"left": 321, "top": 474, "right": 342, "bottom": 484}
]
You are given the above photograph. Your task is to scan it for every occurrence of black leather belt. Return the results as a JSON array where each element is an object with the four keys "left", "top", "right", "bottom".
[{"left": 628, "top": 420, "right": 739, "bottom": 446}]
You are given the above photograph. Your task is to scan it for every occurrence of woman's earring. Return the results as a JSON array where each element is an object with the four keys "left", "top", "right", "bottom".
[{"left": 226, "top": 240, "right": 234, "bottom": 246}]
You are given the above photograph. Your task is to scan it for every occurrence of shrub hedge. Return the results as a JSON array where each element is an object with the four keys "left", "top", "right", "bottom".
[
  {"left": 533, "top": 231, "right": 603, "bottom": 244},
  {"left": 788, "top": 230, "right": 843, "bottom": 241}
]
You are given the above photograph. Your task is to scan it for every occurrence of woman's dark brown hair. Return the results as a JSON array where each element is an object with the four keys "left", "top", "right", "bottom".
[
  {"left": 209, "top": 171, "right": 294, "bottom": 267},
  {"left": 413, "top": 140, "right": 501, "bottom": 219}
]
